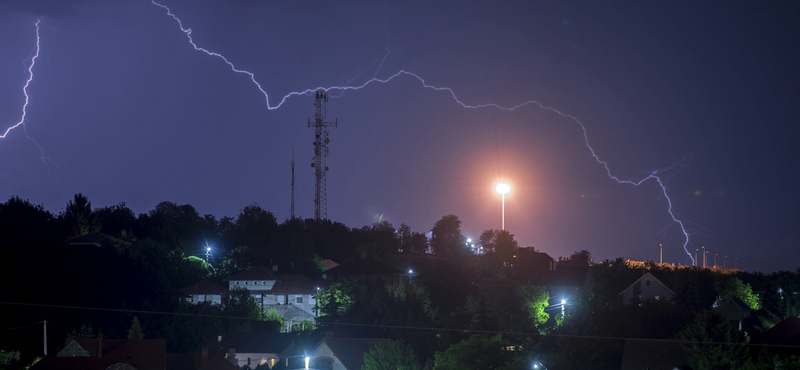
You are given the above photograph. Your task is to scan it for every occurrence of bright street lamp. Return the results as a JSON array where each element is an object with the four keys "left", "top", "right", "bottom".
[{"left": 495, "top": 182, "right": 511, "bottom": 230}]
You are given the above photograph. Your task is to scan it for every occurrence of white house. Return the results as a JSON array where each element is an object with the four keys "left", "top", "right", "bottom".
[{"left": 619, "top": 272, "right": 674, "bottom": 304}]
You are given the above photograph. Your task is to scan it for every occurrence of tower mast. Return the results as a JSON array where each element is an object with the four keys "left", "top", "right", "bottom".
[
  {"left": 290, "top": 147, "right": 295, "bottom": 219},
  {"left": 308, "top": 90, "right": 337, "bottom": 220}
]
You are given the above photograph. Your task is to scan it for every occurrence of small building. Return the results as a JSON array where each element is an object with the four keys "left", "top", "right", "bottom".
[
  {"left": 30, "top": 335, "right": 165, "bottom": 370},
  {"left": 715, "top": 297, "right": 751, "bottom": 331},
  {"left": 619, "top": 272, "right": 674, "bottom": 304},
  {"left": 179, "top": 279, "right": 228, "bottom": 305},
  {"left": 309, "top": 337, "right": 391, "bottom": 370},
  {"left": 210, "top": 332, "right": 323, "bottom": 369}
]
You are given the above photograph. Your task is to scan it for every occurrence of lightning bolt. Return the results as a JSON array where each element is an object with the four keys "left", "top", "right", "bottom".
[
  {"left": 152, "top": 2, "right": 697, "bottom": 264},
  {"left": 3, "top": 19, "right": 41, "bottom": 139},
  {"left": 2, "top": 18, "right": 51, "bottom": 174}
]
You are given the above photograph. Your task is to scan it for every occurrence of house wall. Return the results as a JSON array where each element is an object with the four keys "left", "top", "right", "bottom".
[
  {"left": 622, "top": 277, "right": 674, "bottom": 304},
  {"left": 189, "top": 294, "right": 222, "bottom": 305},
  {"left": 229, "top": 279, "right": 276, "bottom": 290},
  {"left": 234, "top": 352, "right": 279, "bottom": 369},
  {"left": 261, "top": 294, "right": 316, "bottom": 316},
  {"left": 311, "top": 343, "right": 347, "bottom": 370}
]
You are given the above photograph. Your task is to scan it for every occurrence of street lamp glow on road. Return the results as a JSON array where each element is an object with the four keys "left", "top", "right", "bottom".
[{"left": 495, "top": 182, "right": 511, "bottom": 230}]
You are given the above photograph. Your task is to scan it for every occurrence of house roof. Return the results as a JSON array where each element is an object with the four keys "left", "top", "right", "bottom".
[
  {"left": 314, "top": 338, "right": 391, "bottom": 370},
  {"left": 66, "top": 232, "right": 131, "bottom": 247},
  {"left": 620, "top": 339, "right": 689, "bottom": 370},
  {"left": 763, "top": 316, "right": 800, "bottom": 345},
  {"left": 224, "top": 266, "right": 278, "bottom": 281},
  {"left": 619, "top": 272, "right": 675, "bottom": 295},
  {"left": 211, "top": 333, "right": 299, "bottom": 354},
  {"left": 179, "top": 279, "right": 229, "bottom": 296},
  {"left": 270, "top": 273, "right": 318, "bottom": 294},
  {"left": 325, "top": 257, "right": 404, "bottom": 276},
  {"left": 166, "top": 353, "right": 240, "bottom": 370},
  {"left": 32, "top": 338, "right": 165, "bottom": 370}
]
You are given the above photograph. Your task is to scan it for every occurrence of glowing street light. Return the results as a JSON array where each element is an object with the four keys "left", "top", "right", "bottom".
[{"left": 495, "top": 182, "right": 511, "bottom": 230}]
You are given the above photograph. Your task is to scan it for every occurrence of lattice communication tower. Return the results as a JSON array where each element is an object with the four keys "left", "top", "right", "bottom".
[{"left": 308, "top": 90, "right": 337, "bottom": 220}]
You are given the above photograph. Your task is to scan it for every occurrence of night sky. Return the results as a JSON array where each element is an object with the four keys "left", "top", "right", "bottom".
[{"left": 2, "top": 1, "right": 799, "bottom": 272}]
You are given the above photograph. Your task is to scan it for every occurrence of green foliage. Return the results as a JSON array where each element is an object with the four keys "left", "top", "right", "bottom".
[
  {"left": 182, "top": 255, "right": 215, "bottom": 281},
  {"left": 679, "top": 310, "right": 749, "bottom": 370},
  {"left": 0, "top": 350, "right": 20, "bottom": 366},
  {"left": 478, "top": 229, "right": 519, "bottom": 266},
  {"left": 520, "top": 285, "right": 550, "bottom": 327},
  {"left": 430, "top": 214, "right": 464, "bottom": 256},
  {"left": 127, "top": 316, "right": 144, "bottom": 340},
  {"left": 433, "top": 335, "right": 519, "bottom": 370},
  {"left": 316, "top": 281, "right": 362, "bottom": 322},
  {"left": 64, "top": 193, "right": 100, "bottom": 238},
  {"left": 292, "top": 320, "right": 314, "bottom": 332},
  {"left": 362, "top": 340, "right": 421, "bottom": 370},
  {"left": 719, "top": 278, "right": 760, "bottom": 310},
  {"left": 68, "top": 323, "right": 97, "bottom": 339},
  {"left": 262, "top": 308, "right": 285, "bottom": 332},
  {"left": 165, "top": 302, "right": 223, "bottom": 353}
]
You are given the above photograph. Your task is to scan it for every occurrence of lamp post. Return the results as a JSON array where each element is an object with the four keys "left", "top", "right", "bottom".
[
  {"left": 695, "top": 249, "right": 699, "bottom": 267},
  {"left": 495, "top": 182, "right": 511, "bottom": 230},
  {"left": 714, "top": 253, "right": 718, "bottom": 268}
]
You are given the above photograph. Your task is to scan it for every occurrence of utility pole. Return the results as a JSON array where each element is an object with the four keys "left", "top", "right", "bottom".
[
  {"left": 43, "top": 320, "right": 47, "bottom": 356},
  {"left": 290, "top": 148, "right": 295, "bottom": 219},
  {"left": 308, "top": 90, "right": 337, "bottom": 220},
  {"left": 659, "top": 244, "right": 663, "bottom": 264}
]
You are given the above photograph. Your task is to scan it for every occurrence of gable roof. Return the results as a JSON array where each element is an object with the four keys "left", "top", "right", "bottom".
[
  {"left": 211, "top": 333, "right": 298, "bottom": 354},
  {"left": 270, "top": 273, "right": 318, "bottom": 294},
  {"left": 619, "top": 272, "right": 675, "bottom": 295},
  {"left": 224, "top": 266, "right": 278, "bottom": 281},
  {"left": 179, "top": 279, "right": 229, "bottom": 296},
  {"left": 325, "top": 257, "right": 403, "bottom": 276},
  {"left": 763, "top": 316, "right": 800, "bottom": 345},
  {"left": 33, "top": 338, "right": 165, "bottom": 370},
  {"left": 314, "top": 338, "right": 391, "bottom": 370}
]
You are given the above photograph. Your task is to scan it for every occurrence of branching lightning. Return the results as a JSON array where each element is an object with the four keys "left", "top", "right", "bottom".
[
  {"left": 2, "top": 18, "right": 51, "bottom": 175},
  {"left": 152, "top": 1, "right": 696, "bottom": 264},
  {"left": 3, "top": 19, "right": 41, "bottom": 139}
]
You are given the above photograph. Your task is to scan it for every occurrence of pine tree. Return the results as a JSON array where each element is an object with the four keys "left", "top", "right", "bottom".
[{"left": 127, "top": 316, "right": 144, "bottom": 340}]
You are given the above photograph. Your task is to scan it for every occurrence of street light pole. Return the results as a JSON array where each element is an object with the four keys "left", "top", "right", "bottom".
[
  {"left": 702, "top": 246, "right": 706, "bottom": 268},
  {"left": 714, "top": 253, "right": 718, "bottom": 268},
  {"left": 659, "top": 244, "right": 663, "bottom": 265},
  {"left": 495, "top": 182, "right": 511, "bottom": 231},
  {"left": 695, "top": 249, "right": 699, "bottom": 267}
]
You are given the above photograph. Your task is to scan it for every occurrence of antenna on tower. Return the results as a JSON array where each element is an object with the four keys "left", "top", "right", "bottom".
[
  {"left": 308, "top": 90, "right": 337, "bottom": 220},
  {"left": 290, "top": 147, "right": 295, "bottom": 219}
]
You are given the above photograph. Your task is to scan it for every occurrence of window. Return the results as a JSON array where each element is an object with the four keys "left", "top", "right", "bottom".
[
  {"left": 296, "top": 296, "right": 303, "bottom": 304},
  {"left": 646, "top": 280, "right": 651, "bottom": 286},
  {"left": 245, "top": 281, "right": 249, "bottom": 285}
]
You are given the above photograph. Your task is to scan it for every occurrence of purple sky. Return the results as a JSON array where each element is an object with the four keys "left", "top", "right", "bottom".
[{"left": 1, "top": 0, "right": 799, "bottom": 272}]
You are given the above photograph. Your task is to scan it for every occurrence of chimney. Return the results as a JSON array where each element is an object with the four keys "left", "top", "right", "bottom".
[
  {"left": 218, "top": 335, "right": 222, "bottom": 343},
  {"left": 228, "top": 348, "right": 236, "bottom": 365},
  {"left": 97, "top": 333, "right": 103, "bottom": 358},
  {"left": 273, "top": 265, "right": 279, "bottom": 272},
  {"left": 361, "top": 251, "right": 366, "bottom": 260},
  {"left": 201, "top": 347, "right": 208, "bottom": 365}
]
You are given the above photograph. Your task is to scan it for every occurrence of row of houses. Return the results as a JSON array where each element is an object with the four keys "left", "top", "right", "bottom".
[{"left": 32, "top": 332, "right": 388, "bottom": 370}]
